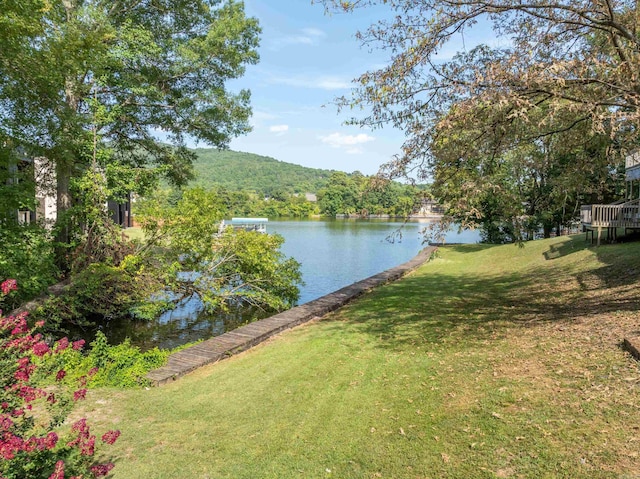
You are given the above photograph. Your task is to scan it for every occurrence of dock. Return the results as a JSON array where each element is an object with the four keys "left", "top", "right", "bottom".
[{"left": 146, "top": 246, "right": 437, "bottom": 386}]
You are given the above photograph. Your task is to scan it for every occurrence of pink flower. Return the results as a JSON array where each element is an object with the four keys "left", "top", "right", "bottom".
[
  {"left": 32, "top": 341, "right": 50, "bottom": 357},
  {"left": 10, "top": 318, "right": 28, "bottom": 335},
  {"left": 73, "top": 389, "right": 87, "bottom": 401},
  {"left": 72, "top": 339, "right": 85, "bottom": 350},
  {"left": 44, "top": 432, "right": 58, "bottom": 450},
  {"left": 1, "top": 279, "right": 17, "bottom": 295},
  {"left": 55, "top": 337, "right": 69, "bottom": 352},
  {"left": 17, "top": 385, "right": 42, "bottom": 402},
  {"left": 0, "top": 416, "right": 14, "bottom": 431},
  {"left": 24, "top": 437, "right": 37, "bottom": 452},
  {"left": 101, "top": 430, "right": 120, "bottom": 445},
  {"left": 48, "top": 460, "right": 64, "bottom": 479},
  {"left": 88, "top": 367, "right": 99, "bottom": 377},
  {"left": 90, "top": 463, "right": 114, "bottom": 477},
  {"left": 14, "top": 369, "right": 30, "bottom": 381},
  {"left": 55, "top": 370, "right": 66, "bottom": 381},
  {"left": 80, "top": 435, "right": 95, "bottom": 456},
  {"left": 35, "top": 320, "right": 45, "bottom": 328},
  {"left": 71, "top": 418, "right": 87, "bottom": 433},
  {"left": 14, "top": 358, "right": 34, "bottom": 381}
]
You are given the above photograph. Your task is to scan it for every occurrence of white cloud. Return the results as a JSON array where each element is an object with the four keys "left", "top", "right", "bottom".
[
  {"left": 269, "top": 28, "right": 326, "bottom": 50},
  {"left": 250, "top": 110, "right": 279, "bottom": 127},
  {"left": 268, "top": 74, "right": 351, "bottom": 90},
  {"left": 319, "top": 133, "right": 375, "bottom": 154},
  {"left": 269, "top": 124, "right": 289, "bottom": 135},
  {"left": 301, "top": 28, "right": 325, "bottom": 38}
]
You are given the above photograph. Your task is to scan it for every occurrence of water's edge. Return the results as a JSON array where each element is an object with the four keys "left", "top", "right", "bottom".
[{"left": 146, "top": 246, "right": 438, "bottom": 386}]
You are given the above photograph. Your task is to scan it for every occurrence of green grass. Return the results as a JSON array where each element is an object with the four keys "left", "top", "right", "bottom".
[
  {"left": 83, "top": 235, "right": 640, "bottom": 478},
  {"left": 122, "top": 227, "right": 144, "bottom": 241}
]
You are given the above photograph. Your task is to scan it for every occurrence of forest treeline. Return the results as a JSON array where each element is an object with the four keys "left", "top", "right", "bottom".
[
  {"left": 178, "top": 149, "right": 426, "bottom": 218},
  {"left": 189, "top": 149, "right": 334, "bottom": 196}
]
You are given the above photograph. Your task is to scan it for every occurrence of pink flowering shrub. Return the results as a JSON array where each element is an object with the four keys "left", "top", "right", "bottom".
[{"left": 0, "top": 279, "right": 119, "bottom": 478}]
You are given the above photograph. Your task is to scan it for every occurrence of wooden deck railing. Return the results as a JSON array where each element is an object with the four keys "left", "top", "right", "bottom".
[
  {"left": 582, "top": 199, "right": 640, "bottom": 228},
  {"left": 626, "top": 150, "right": 640, "bottom": 170}
]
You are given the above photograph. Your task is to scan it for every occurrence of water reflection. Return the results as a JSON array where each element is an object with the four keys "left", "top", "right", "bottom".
[{"left": 94, "top": 298, "right": 269, "bottom": 351}]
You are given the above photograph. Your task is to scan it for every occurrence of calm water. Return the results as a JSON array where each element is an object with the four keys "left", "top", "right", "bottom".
[
  {"left": 270, "top": 219, "right": 479, "bottom": 304},
  {"left": 100, "top": 219, "right": 480, "bottom": 349}
]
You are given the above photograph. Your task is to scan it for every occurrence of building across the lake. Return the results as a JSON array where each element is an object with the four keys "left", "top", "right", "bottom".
[{"left": 412, "top": 198, "right": 445, "bottom": 218}]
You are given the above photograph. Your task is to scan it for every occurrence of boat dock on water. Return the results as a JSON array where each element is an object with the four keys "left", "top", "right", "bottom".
[{"left": 220, "top": 217, "right": 268, "bottom": 234}]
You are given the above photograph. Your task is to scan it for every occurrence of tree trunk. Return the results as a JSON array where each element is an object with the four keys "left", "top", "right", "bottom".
[
  {"left": 55, "top": 63, "right": 80, "bottom": 269},
  {"left": 54, "top": 158, "right": 73, "bottom": 271}
]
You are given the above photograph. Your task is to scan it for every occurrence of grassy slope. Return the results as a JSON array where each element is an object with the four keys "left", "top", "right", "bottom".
[{"left": 86, "top": 236, "right": 640, "bottom": 478}]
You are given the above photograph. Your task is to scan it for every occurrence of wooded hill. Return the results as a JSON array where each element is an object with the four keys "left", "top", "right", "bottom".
[{"left": 190, "top": 149, "right": 337, "bottom": 196}]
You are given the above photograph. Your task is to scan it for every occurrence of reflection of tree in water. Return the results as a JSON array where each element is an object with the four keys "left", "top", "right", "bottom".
[{"left": 73, "top": 299, "right": 269, "bottom": 352}]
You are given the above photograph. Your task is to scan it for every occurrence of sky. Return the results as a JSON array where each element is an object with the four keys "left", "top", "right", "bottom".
[
  {"left": 218, "top": 0, "right": 404, "bottom": 176},
  {"left": 199, "top": 1, "right": 498, "bottom": 176}
]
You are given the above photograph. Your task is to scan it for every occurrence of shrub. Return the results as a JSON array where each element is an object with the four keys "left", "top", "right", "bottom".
[
  {"left": 30, "top": 255, "right": 168, "bottom": 335},
  {"left": 0, "top": 226, "right": 58, "bottom": 310},
  {"left": 41, "top": 332, "right": 171, "bottom": 389},
  {"left": 0, "top": 279, "right": 119, "bottom": 478}
]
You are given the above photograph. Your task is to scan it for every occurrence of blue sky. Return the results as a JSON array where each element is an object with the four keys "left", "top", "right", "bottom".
[
  {"left": 219, "top": 0, "right": 403, "bottom": 175},
  {"left": 216, "top": 1, "right": 496, "bottom": 176}
]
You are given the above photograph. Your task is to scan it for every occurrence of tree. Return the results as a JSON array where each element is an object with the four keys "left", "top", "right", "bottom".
[
  {"left": 320, "top": 0, "right": 636, "bottom": 236},
  {"left": 0, "top": 0, "right": 260, "bottom": 250},
  {"left": 318, "top": 172, "right": 359, "bottom": 216},
  {"left": 138, "top": 188, "right": 302, "bottom": 313},
  {"left": 431, "top": 105, "right": 621, "bottom": 241}
]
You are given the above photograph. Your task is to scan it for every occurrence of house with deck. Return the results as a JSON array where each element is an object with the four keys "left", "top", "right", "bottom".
[{"left": 581, "top": 150, "right": 640, "bottom": 244}]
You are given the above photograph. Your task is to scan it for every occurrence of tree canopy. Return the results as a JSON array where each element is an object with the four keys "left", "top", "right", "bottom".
[
  {"left": 320, "top": 0, "right": 635, "bottom": 239},
  {"left": 0, "top": 0, "right": 260, "bottom": 246}
]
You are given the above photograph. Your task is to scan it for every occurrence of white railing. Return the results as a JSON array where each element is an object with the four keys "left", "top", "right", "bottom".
[
  {"left": 580, "top": 205, "right": 592, "bottom": 225},
  {"left": 626, "top": 150, "right": 640, "bottom": 170},
  {"left": 584, "top": 199, "right": 640, "bottom": 227}
]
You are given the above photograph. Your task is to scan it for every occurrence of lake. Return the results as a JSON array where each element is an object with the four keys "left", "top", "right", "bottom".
[
  {"left": 101, "top": 218, "right": 480, "bottom": 349},
  {"left": 269, "top": 218, "right": 479, "bottom": 304}
]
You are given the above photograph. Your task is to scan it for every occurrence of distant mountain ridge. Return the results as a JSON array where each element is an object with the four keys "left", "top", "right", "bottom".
[{"left": 190, "top": 148, "right": 337, "bottom": 195}]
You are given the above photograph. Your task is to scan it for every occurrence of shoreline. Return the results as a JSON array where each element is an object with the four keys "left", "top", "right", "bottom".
[{"left": 146, "top": 246, "right": 437, "bottom": 386}]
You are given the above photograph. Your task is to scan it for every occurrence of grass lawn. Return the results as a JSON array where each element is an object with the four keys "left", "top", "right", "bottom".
[
  {"left": 122, "top": 226, "right": 144, "bottom": 241},
  {"left": 83, "top": 235, "right": 640, "bottom": 478}
]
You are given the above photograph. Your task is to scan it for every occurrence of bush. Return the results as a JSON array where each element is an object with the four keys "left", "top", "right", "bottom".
[
  {"left": 0, "top": 279, "right": 119, "bottom": 478},
  {"left": 41, "top": 332, "right": 171, "bottom": 389},
  {"left": 0, "top": 226, "right": 58, "bottom": 310},
  {"left": 31, "top": 255, "right": 168, "bottom": 334}
]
